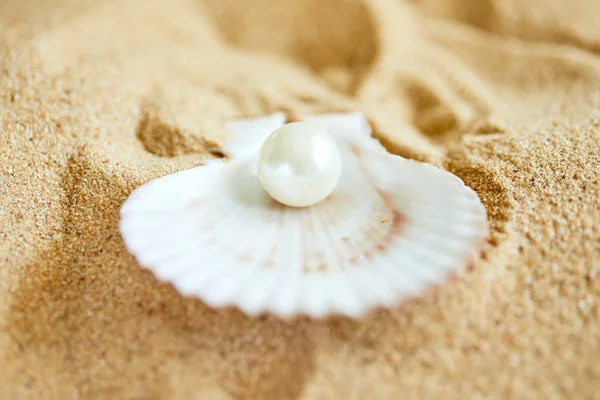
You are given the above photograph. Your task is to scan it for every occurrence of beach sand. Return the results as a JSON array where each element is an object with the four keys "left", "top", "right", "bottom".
[{"left": 1, "top": 0, "right": 599, "bottom": 398}]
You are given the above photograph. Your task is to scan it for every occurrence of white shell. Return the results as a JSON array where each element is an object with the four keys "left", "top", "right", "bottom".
[{"left": 119, "top": 112, "right": 488, "bottom": 319}]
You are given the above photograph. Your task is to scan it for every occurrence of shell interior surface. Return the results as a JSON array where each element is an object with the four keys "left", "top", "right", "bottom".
[{"left": 119, "top": 112, "right": 489, "bottom": 318}]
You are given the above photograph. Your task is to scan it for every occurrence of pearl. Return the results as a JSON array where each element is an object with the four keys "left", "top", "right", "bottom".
[{"left": 258, "top": 122, "right": 342, "bottom": 207}]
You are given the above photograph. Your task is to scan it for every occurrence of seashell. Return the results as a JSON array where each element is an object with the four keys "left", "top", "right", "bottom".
[{"left": 119, "top": 111, "right": 488, "bottom": 319}]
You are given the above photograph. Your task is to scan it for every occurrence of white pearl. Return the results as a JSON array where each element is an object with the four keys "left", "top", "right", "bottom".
[{"left": 258, "top": 122, "right": 342, "bottom": 207}]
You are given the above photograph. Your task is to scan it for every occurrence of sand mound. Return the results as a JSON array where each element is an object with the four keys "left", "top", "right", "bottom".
[{"left": 1, "top": 0, "right": 599, "bottom": 398}]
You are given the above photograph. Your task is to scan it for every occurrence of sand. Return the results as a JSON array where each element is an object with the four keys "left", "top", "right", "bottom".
[{"left": 1, "top": 0, "right": 599, "bottom": 398}]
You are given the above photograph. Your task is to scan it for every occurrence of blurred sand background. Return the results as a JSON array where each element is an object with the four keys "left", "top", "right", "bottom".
[{"left": 1, "top": 0, "right": 599, "bottom": 398}]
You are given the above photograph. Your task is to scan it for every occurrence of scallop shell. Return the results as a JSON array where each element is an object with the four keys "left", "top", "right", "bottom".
[{"left": 119, "top": 112, "right": 488, "bottom": 319}]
